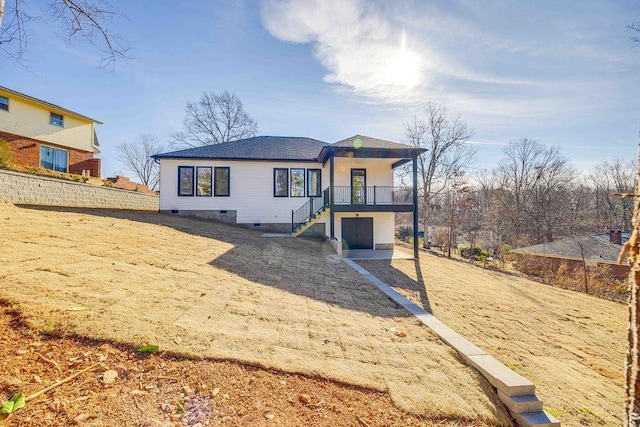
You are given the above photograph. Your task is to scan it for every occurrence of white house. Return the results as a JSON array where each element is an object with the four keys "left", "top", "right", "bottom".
[{"left": 153, "top": 135, "right": 424, "bottom": 257}]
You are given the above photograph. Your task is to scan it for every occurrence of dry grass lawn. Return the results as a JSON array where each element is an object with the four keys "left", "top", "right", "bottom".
[
  {"left": 360, "top": 251, "right": 626, "bottom": 427},
  {"left": 0, "top": 204, "right": 510, "bottom": 426}
]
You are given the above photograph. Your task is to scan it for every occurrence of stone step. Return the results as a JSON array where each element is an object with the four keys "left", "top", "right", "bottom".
[
  {"left": 467, "top": 354, "right": 536, "bottom": 396},
  {"left": 513, "top": 410, "right": 560, "bottom": 427},
  {"left": 498, "top": 390, "right": 543, "bottom": 413}
]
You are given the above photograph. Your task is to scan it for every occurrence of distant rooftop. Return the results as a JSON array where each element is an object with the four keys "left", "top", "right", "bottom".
[{"left": 511, "top": 233, "right": 630, "bottom": 263}]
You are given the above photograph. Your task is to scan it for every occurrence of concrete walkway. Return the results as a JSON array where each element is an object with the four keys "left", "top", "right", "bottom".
[
  {"left": 342, "top": 258, "right": 560, "bottom": 427},
  {"left": 359, "top": 253, "right": 624, "bottom": 427},
  {"left": 342, "top": 249, "right": 414, "bottom": 260}
]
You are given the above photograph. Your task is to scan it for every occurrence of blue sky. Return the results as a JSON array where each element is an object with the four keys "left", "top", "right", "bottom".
[{"left": 2, "top": 0, "right": 639, "bottom": 178}]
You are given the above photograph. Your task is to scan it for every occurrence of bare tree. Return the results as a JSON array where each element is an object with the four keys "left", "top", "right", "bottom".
[
  {"left": 494, "top": 138, "right": 572, "bottom": 247},
  {"left": 629, "top": 21, "right": 640, "bottom": 44},
  {"left": 589, "top": 158, "right": 636, "bottom": 232},
  {"left": 171, "top": 91, "right": 258, "bottom": 148},
  {"left": 0, "top": 0, "right": 131, "bottom": 67},
  {"left": 403, "top": 102, "right": 476, "bottom": 248},
  {"left": 116, "top": 134, "right": 163, "bottom": 191}
]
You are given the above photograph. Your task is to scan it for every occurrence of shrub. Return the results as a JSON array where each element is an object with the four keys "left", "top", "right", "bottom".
[
  {"left": 396, "top": 226, "right": 413, "bottom": 242},
  {"left": 0, "top": 139, "right": 13, "bottom": 168},
  {"left": 459, "top": 246, "right": 481, "bottom": 259}
]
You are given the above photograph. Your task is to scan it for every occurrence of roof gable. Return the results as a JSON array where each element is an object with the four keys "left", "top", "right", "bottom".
[{"left": 332, "top": 135, "right": 417, "bottom": 150}]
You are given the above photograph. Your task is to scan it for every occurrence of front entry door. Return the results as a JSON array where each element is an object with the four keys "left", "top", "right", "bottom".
[
  {"left": 342, "top": 217, "right": 374, "bottom": 250},
  {"left": 351, "top": 169, "right": 366, "bottom": 204}
]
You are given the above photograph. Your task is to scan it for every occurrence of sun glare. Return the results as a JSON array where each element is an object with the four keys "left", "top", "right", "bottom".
[{"left": 383, "top": 31, "right": 421, "bottom": 87}]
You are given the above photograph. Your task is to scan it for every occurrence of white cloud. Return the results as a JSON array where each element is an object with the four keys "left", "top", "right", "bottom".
[
  {"left": 260, "top": 0, "right": 430, "bottom": 103},
  {"left": 260, "top": 0, "right": 638, "bottom": 142}
]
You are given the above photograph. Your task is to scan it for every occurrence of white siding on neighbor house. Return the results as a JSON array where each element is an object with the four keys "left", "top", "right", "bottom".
[
  {"left": 159, "top": 159, "right": 329, "bottom": 224},
  {"left": 0, "top": 94, "right": 97, "bottom": 153},
  {"left": 333, "top": 212, "right": 395, "bottom": 247}
]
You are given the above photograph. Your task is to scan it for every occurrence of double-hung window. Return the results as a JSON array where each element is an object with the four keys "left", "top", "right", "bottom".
[
  {"left": 214, "top": 167, "right": 230, "bottom": 196},
  {"left": 0, "top": 96, "right": 8, "bottom": 111},
  {"left": 50, "top": 112, "right": 64, "bottom": 127},
  {"left": 178, "top": 166, "right": 194, "bottom": 196},
  {"left": 274, "top": 168, "right": 289, "bottom": 197}
]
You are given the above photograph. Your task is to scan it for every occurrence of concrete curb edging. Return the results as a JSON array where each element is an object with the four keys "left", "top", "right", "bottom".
[{"left": 341, "top": 258, "right": 560, "bottom": 427}]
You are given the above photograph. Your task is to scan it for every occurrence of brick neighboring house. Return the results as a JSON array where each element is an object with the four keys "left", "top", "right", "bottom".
[
  {"left": 509, "top": 231, "right": 630, "bottom": 280},
  {"left": 105, "top": 176, "right": 155, "bottom": 195},
  {"left": 0, "top": 86, "right": 102, "bottom": 177}
]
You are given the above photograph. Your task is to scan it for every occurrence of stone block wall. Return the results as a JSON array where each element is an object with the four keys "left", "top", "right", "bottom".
[{"left": 0, "top": 169, "right": 158, "bottom": 210}]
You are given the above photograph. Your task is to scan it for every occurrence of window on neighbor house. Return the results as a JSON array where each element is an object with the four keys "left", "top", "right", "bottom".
[
  {"left": 307, "top": 169, "right": 321, "bottom": 197},
  {"left": 178, "top": 166, "right": 194, "bottom": 196},
  {"left": 50, "top": 112, "right": 64, "bottom": 127},
  {"left": 0, "top": 96, "right": 8, "bottom": 111},
  {"left": 214, "top": 167, "right": 230, "bottom": 197},
  {"left": 40, "top": 146, "right": 68, "bottom": 173},
  {"left": 196, "top": 167, "right": 212, "bottom": 197},
  {"left": 290, "top": 168, "right": 305, "bottom": 197},
  {"left": 274, "top": 168, "right": 288, "bottom": 197}
]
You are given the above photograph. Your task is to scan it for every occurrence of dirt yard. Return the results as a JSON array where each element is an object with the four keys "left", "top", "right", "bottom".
[
  {"left": 0, "top": 204, "right": 509, "bottom": 426},
  {"left": 0, "top": 304, "right": 440, "bottom": 427},
  {"left": 360, "top": 251, "right": 626, "bottom": 427}
]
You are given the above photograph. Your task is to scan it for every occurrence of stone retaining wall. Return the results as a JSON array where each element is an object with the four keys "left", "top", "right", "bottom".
[{"left": 0, "top": 169, "right": 158, "bottom": 210}]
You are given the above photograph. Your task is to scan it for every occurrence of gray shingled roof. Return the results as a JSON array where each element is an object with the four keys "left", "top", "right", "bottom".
[
  {"left": 152, "top": 136, "right": 328, "bottom": 161},
  {"left": 511, "top": 233, "right": 630, "bottom": 263},
  {"left": 153, "top": 134, "right": 424, "bottom": 161},
  {"left": 332, "top": 135, "right": 417, "bottom": 150}
]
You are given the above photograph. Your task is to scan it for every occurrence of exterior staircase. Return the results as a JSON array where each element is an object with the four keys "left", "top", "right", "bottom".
[
  {"left": 291, "top": 189, "right": 330, "bottom": 237},
  {"left": 292, "top": 207, "right": 329, "bottom": 236}
]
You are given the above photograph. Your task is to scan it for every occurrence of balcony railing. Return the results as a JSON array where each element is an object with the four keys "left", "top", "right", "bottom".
[
  {"left": 291, "top": 186, "right": 413, "bottom": 232},
  {"left": 332, "top": 186, "right": 412, "bottom": 205}
]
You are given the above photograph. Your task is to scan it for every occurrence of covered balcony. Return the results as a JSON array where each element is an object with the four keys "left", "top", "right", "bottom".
[{"left": 331, "top": 185, "right": 413, "bottom": 212}]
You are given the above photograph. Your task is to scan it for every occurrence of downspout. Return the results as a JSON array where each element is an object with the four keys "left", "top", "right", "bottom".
[
  {"left": 412, "top": 153, "right": 419, "bottom": 259},
  {"left": 154, "top": 157, "right": 161, "bottom": 212}
]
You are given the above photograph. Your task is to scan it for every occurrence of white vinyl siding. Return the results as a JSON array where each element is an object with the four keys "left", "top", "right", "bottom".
[
  {"left": 159, "top": 160, "right": 329, "bottom": 224},
  {"left": 333, "top": 212, "right": 395, "bottom": 248},
  {"left": 158, "top": 157, "right": 402, "bottom": 236}
]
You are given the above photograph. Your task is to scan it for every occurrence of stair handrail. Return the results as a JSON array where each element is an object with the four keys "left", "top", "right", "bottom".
[{"left": 291, "top": 188, "right": 331, "bottom": 232}]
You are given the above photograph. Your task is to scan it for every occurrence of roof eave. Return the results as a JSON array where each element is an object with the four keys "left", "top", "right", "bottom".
[{"left": 152, "top": 156, "right": 322, "bottom": 162}]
